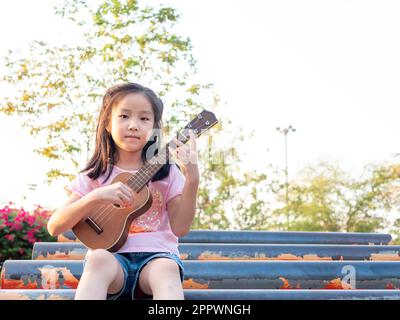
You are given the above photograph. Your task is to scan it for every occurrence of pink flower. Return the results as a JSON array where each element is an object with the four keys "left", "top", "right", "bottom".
[
  {"left": 27, "top": 215, "right": 36, "bottom": 226},
  {"left": 4, "top": 234, "right": 15, "bottom": 241},
  {"left": 18, "top": 211, "right": 28, "bottom": 220}
]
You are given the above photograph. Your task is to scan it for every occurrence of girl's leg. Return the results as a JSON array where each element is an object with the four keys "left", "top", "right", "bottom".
[
  {"left": 75, "top": 249, "right": 125, "bottom": 300},
  {"left": 138, "top": 258, "right": 184, "bottom": 300}
]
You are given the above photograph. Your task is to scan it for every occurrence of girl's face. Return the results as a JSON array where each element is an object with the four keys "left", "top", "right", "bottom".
[{"left": 107, "top": 92, "right": 155, "bottom": 154}]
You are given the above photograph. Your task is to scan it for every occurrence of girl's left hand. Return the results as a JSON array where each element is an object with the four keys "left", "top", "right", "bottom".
[{"left": 169, "top": 130, "right": 199, "bottom": 183}]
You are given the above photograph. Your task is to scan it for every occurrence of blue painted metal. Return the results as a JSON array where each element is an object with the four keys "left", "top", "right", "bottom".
[
  {"left": 61, "top": 230, "right": 76, "bottom": 241},
  {"left": 32, "top": 242, "right": 400, "bottom": 261},
  {"left": 184, "top": 289, "right": 400, "bottom": 300},
  {"left": 32, "top": 243, "right": 88, "bottom": 260},
  {"left": 180, "top": 243, "right": 400, "bottom": 260},
  {"left": 1, "top": 260, "right": 83, "bottom": 289},
  {"left": 1, "top": 289, "right": 400, "bottom": 300},
  {"left": 180, "top": 230, "right": 392, "bottom": 245},
  {"left": 3, "top": 260, "right": 400, "bottom": 290},
  {"left": 60, "top": 229, "right": 392, "bottom": 245},
  {"left": 0, "top": 289, "right": 76, "bottom": 300},
  {"left": 182, "top": 260, "right": 400, "bottom": 289}
]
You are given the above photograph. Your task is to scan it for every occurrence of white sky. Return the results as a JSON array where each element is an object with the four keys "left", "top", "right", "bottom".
[{"left": 0, "top": 0, "right": 399, "bottom": 211}]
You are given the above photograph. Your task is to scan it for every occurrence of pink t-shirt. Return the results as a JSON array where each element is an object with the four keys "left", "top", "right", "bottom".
[{"left": 66, "top": 164, "right": 185, "bottom": 256}]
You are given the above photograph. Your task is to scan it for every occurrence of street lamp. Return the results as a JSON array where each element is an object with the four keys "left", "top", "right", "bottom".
[{"left": 276, "top": 125, "right": 296, "bottom": 226}]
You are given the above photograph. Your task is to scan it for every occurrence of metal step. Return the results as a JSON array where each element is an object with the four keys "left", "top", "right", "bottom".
[
  {"left": 32, "top": 242, "right": 400, "bottom": 261},
  {"left": 59, "top": 230, "right": 392, "bottom": 245},
  {"left": 180, "top": 230, "right": 392, "bottom": 245},
  {"left": 2, "top": 260, "right": 400, "bottom": 290},
  {"left": 0, "top": 289, "right": 400, "bottom": 300}
]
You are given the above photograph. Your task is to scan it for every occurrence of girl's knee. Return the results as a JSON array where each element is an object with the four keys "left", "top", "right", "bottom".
[
  {"left": 138, "top": 258, "right": 183, "bottom": 298},
  {"left": 147, "top": 258, "right": 181, "bottom": 282},
  {"left": 84, "top": 249, "right": 119, "bottom": 280},
  {"left": 151, "top": 258, "right": 180, "bottom": 272}
]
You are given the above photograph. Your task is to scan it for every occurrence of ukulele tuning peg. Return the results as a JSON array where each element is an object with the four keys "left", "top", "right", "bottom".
[{"left": 198, "top": 115, "right": 203, "bottom": 119}]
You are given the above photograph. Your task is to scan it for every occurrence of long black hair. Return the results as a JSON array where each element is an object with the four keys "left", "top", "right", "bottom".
[{"left": 81, "top": 83, "right": 171, "bottom": 182}]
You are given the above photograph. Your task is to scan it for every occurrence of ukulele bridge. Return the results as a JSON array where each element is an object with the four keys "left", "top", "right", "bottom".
[{"left": 85, "top": 217, "right": 103, "bottom": 234}]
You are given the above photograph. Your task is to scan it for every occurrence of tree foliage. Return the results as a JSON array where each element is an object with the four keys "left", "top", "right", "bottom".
[
  {"left": 0, "top": 0, "right": 271, "bottom": 231},
  {"left": 273, "top": 161, "right": 400, "bottom": 233},
  {"left": 0, "top": 0, "right": 211, "bottom": 183},
  {"left": 1, "top": 1, "right": 398, "bottom": 235}
]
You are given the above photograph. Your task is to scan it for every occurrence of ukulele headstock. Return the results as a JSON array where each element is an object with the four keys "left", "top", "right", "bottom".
[
  {"left": 184, "top": 110, "right": 218, "bottom": 137},
  {"left": 174, "top": 110, "right": 218, "bottom": 144}
]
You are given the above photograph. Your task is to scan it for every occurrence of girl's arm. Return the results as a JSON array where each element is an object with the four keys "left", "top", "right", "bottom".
[
  {"left": 168, "top": 130, "right": 200, "bottom": 237},
  {"left": 47, "top": 192, "right": 97, "bottom": 237},
  {"left": 48, "top": 182, "right": 135, "bottom": 237},
  {"left": 168, "top": 179, "right": 199, "bottom": 237}
]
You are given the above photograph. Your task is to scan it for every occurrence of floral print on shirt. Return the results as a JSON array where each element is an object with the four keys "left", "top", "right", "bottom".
[{"left": 129, "top": 184, "right": 163, "bottom": 234}]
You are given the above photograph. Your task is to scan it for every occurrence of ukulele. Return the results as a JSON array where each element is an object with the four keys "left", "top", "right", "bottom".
[{"left": 72, "top": 109, "right": 218, "bottom": 252}]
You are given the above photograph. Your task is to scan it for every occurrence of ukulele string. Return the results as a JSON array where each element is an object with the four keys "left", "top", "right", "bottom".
[
  {"left": 94, "top": 169, "right": 150, "bottom": 226},
  {"left": 100, "top": 169, "right": 152, "bottom": 225},
  {"left": 101, "top": 161, "right": 166, "bottom": 225},
  {"left": 92, "top": 141, "right": 170, "bottom": 226}
]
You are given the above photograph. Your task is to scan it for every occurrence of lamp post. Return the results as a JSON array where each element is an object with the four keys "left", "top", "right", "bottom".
[{"left": 276, "top": 125, "right": 296, "bottom": 227}]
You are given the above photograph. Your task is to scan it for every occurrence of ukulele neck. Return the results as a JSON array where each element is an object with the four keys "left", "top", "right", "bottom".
[
  {"left": 126, "top": 131, "right": 189, "bottom": 192},
  {"left": 124, "top": 109, "right": 218, "bottom": 191}
]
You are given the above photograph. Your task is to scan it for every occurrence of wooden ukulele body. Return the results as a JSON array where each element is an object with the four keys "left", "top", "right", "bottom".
[{"left": 72, "top": 172, "right": 153, "bottom": 252}]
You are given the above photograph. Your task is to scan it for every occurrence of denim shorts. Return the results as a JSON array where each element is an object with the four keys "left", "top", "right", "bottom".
[{"left": 100, "top": 251, "right": 185, "bottom": 300}]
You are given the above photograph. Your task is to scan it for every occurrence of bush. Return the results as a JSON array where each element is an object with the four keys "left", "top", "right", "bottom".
[{"left": 0, "top": 202, "right": 57, "bottom": 261}]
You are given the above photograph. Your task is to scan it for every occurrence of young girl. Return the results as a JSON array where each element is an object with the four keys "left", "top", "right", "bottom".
[{"left": 47, "top": 82, "right": 199, "bottom": 300}]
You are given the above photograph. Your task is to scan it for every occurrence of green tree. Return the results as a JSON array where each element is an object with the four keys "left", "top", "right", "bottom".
[
  {"left": 0, "top": 0, "right": 211, "bottom": 183},
  {"left": 192, "top": 122, "right": 245, "bottom": 230},
  {"left": 231, "top": 163, "right": 282, "bottom": 230},
  {"left": 191, "top": 122, "right": 282, "bottom": 230},
  {"left": 0, "top": 0, "right": 273, "bottom": 230},
  {"left": 274, "top": 160, "right": 400, "bottom": 232},
  {"left": 384, "top": 163, "right": 400, "bottom": 243}
]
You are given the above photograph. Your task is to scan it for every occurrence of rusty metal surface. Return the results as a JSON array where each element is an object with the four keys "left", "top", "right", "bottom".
[
  {"left": 59, "top": 229, "right": 392, "bottom": 245},
  {"left": 33, "top": 242, "right": 400, "bottom": 261},
  {"left": 3, "top": 260, "right": 400, "bottom": 290},
  {"left": 0, "top": 289, "right": 76, "bottom": 300},
  {"left": 1, "top": 260, "right": 83, "bottom": 289},
  {"left": 180, "top": 230, "right": 392, "bottom": 245},
  {"left": 183, "top": 289, "right": 400, "bottom": 300},
  {"left": 182, "top": 260, "right": 400, "bottom": 290},
  {"left": 1, "top": 289, "right": 400, "bottom": 300},
  {"left": 183, "top": 244, "right": 400, "bottom": 261},
  {"left": 33, "top": 243, "right": 88, "bottom": 260}
]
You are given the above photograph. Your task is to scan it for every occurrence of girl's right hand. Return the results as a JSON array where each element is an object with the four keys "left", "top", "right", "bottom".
[{"left": 89, "top": 182, "right": 135, "bottom": 208}]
